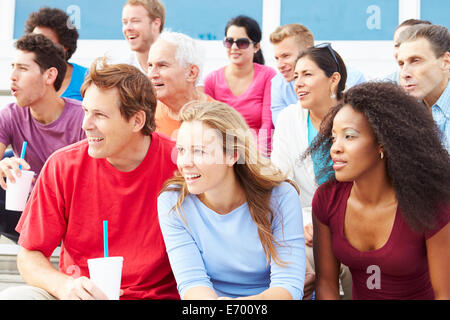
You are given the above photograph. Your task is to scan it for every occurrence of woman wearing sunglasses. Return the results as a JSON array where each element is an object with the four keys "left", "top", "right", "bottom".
[
  {"left": 309, "top": 81, "right": 449, "bottom": 299},
  {"left": 271, "top": 44, "right": 353, "bottom": 299},
  {"left": 204, "top": 15, "right": 276, "bottom": 157}
]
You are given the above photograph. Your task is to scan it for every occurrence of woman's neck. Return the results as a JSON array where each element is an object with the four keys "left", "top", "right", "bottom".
[
  {"left": 308, "top": 97, "right": 337, "bottom": 130},
  {"left": 351, "top": 167, "right": 396, "bottom": 206},
  {"left": 199, "top": 171, "right": 246, "bottom": 215},
  {"left": 227, "top": 61, "right": 254, "bottom": 78}
]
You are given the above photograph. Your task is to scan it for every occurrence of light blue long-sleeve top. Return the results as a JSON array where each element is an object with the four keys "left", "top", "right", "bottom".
[
  {"left": 432, "top": 81, "right": 450, "bottom": 152},
  {"left": 157, "top": 182, "right": 305, "bottom": 300}
]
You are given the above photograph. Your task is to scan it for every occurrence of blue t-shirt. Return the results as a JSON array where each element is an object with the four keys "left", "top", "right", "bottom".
[
  {"left": 157, "top": 182, "right": 306, "bottom": 299},
  {"left": 307, "top": 113, "right": 332, "bottom": 185},
  {"left": 61, "top": 62, "right": 88, "bottom": 101}
]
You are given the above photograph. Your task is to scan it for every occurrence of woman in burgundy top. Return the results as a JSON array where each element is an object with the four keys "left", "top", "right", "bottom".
[{"left": 307, "top": 81, "right": 449, "bottom": 299}]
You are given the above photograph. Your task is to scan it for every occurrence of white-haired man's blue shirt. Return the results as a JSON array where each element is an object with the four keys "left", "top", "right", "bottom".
[
  {"left": 270, "top": 66, "right": 366, "bottom": 126},
  {"left": 432, "top": 81, "right": 450, "bottom": 152}
]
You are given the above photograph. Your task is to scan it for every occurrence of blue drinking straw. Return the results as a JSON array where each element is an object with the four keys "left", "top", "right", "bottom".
[
  {"left": 19, "top": 141, "right": 27, "bottom": 170},
  {"left": 103, "top": 220, "right": 109, "bottom": 258}
]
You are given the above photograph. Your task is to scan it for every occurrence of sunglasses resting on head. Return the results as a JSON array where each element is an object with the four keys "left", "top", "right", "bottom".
[{"left": 313, "top": 42, "right": 341, "bottom": 74}]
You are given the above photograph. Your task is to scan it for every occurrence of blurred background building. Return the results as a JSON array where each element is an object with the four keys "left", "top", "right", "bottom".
[{"left": 0, "top": 0, "right": 449, "bottom": 105}]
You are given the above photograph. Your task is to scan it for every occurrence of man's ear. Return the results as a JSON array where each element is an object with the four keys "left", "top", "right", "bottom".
[
  {"left": 44, "top": 67, "right": 58, "bottom": 87},
  {"left": 440, "top": 51, "right": 450, "bottom": 71},
  {"left": 132, "top": 110, "right": 147, "bottom": 132},
  {"left": 151, "top": 17, "right": 162, "bottom": 32},
  {"left": 186, "top": 64, "right": 200, "bottom": 84}
]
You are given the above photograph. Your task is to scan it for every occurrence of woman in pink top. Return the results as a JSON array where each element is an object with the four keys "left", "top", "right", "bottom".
[
  {"left": 308, "top": 82, "right": 449, "bottom": 299},
  {"left": 204, "top": 15, "right": 276, "bottom": 157}
]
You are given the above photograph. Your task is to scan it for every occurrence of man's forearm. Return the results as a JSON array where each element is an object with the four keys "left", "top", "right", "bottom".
[{"left": 17, "top": 247, "right": 70, "bottom": 299}]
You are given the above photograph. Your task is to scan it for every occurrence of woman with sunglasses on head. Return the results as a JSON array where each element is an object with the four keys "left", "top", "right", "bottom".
[
  {"left": 157, "top": 101, "right": 305, "bottom": 300},
  {"left": 271, "top": 44, "right": 353, "bottom": 299},
  {"left": 309, "top": 81, "right": 449, "bottom": 299},
  {"left": 204, "top": 15, "right": 276, "bottom": 157}
]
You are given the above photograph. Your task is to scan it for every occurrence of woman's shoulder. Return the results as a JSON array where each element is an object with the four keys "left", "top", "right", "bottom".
[
  {"left": 277, "top": 102, "right": 306, "bottom": 124},
  {"left": 315, "top": 180, "right": 350, "bottom": 199},
  {"left": 312, "top": 180, "right": 351, "bottom": 223},
  {"left": 271, "top": 181, "right": 300, "bottom": 201},
  {"left": 159, "top": 187, "right": 200, "bottom": 206},
  {"left": 205, "top": 66, "right": 225, "bottom": 80},
  {"left": 158, "top": 185, "right": 183, "bottom": 205}
]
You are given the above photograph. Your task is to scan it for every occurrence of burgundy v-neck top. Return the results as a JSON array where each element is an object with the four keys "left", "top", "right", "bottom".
[{"left": 312, "top": 180, "right": 449, "bottom": 300}]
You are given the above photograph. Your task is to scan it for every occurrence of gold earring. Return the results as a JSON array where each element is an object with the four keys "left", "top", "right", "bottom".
[{"left": 380, "top": 151, "right": 384, "bottom": 160}]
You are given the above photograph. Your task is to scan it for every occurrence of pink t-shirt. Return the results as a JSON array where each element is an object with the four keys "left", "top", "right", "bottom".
[
  {"left": 0, "top": 98, "right": 86, "bottom": 177},
  {"left": 204, "top": 63, "right": 276, "bottom": 156},
  {"left": 312, "top": 180, "right": 449, "bottom": 300}
]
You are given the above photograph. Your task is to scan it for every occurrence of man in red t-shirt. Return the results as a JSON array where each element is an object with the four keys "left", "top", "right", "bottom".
[{"left": 0, "top": 59, "right": 179, "bottom": 300}]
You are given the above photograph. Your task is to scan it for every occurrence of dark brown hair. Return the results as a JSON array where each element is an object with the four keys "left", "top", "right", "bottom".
[
  {"left": 225, "top": 15, "right": 265, "bottom": 65},
  {"left": 15, "top": 33, "right": 67, "bottom": 91},
  {"left": 25, "top": 7, "right": 79, "bottom": 61},
  {"left": 398, "top": 24, "right": 450, "bottom": 58},
  {"left": 81, "top": 58, "right": 157, "bottom": 135},
  {"left": 296, "top": 45, "right": 347, "bottom": 100}
]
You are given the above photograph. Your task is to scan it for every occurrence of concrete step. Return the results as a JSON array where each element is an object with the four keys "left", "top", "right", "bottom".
[
  {"left": 0, "top": 236, "right": 59, "bottom": 292},
  {"left": 0, "top": 274, "right": 25, "bottom": 292},
  {"left": 0, "top": 237, "right": 25, "bottom": 292},
  {"left": 0, "top": 253, "right": 19, "bottom": 275}
]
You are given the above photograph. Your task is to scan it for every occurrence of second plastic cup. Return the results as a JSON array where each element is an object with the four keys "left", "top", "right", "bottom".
[
  {"left": 87, "top": 256, "right": 123, "bottom": 300},
  {"left": 5, "top": 170, "right": 35, "bottom": 211}
]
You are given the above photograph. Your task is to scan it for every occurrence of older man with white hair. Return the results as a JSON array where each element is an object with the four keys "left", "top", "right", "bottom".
[{"left": 148, "top": 31, "right": 213, "bottom": 139}]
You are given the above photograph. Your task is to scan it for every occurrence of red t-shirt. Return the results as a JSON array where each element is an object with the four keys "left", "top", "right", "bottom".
[
  {"left": 17, "top": 132, "right": 180, "bottom": 300},
  {"left": 312, "top": 180, "right": 449, "bottom": 300}
]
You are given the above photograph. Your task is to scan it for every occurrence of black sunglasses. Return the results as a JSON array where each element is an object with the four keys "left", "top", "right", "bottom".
[
  {"left": 313, "top": 42, "right": 340, "bottom": 74},
  {"left": 223, "top": 37, "right": 256, "bottom": 49}
]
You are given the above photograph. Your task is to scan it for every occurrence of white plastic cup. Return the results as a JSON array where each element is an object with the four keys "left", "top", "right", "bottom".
[
  {"left": 87, "top": 256, "right": 123, "bottom": 300},
  {"left": 5, "top": 170, "right": 35, "bottom": 211}
]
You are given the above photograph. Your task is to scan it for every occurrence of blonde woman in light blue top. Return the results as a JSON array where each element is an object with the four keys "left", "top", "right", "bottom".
[{"left": 158, "top": 101, "right": 306, "bottom": 300}]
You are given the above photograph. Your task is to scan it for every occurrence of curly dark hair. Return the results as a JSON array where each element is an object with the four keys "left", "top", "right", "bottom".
[
  {"left": 25, "top": 7, "right": 79, "bottom": 61},
  {"left": 15, "top": 33, "right": 67, "bottom": 91},
  {"left": 305, "top": 81, "right": 450, "bottom": 232}
]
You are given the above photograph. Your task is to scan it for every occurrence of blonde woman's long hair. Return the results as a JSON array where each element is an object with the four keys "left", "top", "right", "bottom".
[{"left": 161, "top": 101, "right": 299, "bottom": 266}]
